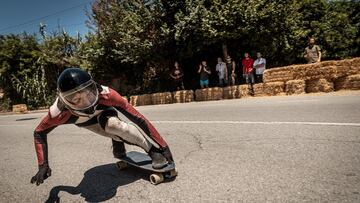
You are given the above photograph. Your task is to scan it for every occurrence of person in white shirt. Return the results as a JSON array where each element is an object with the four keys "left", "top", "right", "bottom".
[
  {"left": 215, "top": 57, "right": 227, "bottom": 87},
  {"left": 253, "top": 52, "right": 266, "bottom": 83}
]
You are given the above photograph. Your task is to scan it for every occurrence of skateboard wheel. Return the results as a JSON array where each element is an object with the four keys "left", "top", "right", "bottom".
[
  {"left": 150, "top": 173, "right": 164, "bottom": 185},
  {"left": 116, "top": 161, "right": 128, "bottom": 170}
]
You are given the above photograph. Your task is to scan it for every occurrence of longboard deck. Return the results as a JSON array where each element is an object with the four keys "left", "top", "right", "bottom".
[
  {"left": 118, "top": 151, "right": 175, "bottom": 172},
  {"left": 116, "top": 151, "right": 177, "bottom": 185}
]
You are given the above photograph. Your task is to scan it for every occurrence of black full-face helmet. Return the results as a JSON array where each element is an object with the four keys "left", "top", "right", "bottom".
[{"left": 57, "top": 68, "right": 99, "bottom": 112}]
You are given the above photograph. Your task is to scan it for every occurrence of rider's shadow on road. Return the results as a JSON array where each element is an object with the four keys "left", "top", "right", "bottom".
[{"left": 45, "top": 163, "right": 144, "bottom": 203}]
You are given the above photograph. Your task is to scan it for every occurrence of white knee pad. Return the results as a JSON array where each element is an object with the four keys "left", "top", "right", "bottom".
[
  {"left": 106, "top": 117, "right": 129, "bottom": 134},
  {"left": 105, "top": 117, "right": 152, "bottom": 152}
]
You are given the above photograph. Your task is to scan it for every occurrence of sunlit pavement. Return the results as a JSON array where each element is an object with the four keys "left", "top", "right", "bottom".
[{"left": 1, "top": 91, "right": 360, "bottom": 202}]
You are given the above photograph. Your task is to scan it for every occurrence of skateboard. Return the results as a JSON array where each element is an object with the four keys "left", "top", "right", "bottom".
[{"left": 116, "top": 151, "right": 178, "bottom": 185}]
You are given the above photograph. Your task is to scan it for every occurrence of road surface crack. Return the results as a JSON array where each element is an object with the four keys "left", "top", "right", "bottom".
[{"left": 179, "top": 132, "right": 204, "bottom": 164}]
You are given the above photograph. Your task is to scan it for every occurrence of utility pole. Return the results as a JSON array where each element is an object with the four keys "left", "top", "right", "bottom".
[{"left": 39, "top": 22, "right": 47, "bottom": 39}]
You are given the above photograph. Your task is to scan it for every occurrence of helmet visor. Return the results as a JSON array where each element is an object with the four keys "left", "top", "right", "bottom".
[{"left": 59, "top": 80, "right": 99, "bottom": 111}]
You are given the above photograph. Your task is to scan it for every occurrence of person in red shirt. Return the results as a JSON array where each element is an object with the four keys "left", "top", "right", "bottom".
[
  {"left": 30, "top": 68, "right": 174, "bottom": 186},
  {"left": 242, "top": 53, "right": 255, "bottom": 84}
]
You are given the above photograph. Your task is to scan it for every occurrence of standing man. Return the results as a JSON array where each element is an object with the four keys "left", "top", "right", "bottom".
[
  {"left": 304, "top": 37, "right": 321, "bottom": 63},
  {"left": 242, "top": 53, "right": 255, "bottom": 85},
  {"left": 253, "top": 52, "right": 266, "bottom": 83},
  {"left": 169, "top": 61, "right": 185, "bottom": 91},
  {"left": 198, "top": 60, "right": 211, "bottom": 89},
  {"left": 225, "top": 55, "right": 236, "bottom": 86},
  {"left": 215, "top": 57, "right": 227, "bottom": 87}
]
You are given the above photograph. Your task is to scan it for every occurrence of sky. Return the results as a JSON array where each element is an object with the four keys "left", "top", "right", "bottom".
[{"left": 0, "top": 0, "right": 94, "bottom": 36}]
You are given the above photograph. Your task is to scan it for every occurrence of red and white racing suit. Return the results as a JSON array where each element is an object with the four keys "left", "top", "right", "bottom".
[{"left": 33, "top": 86, "right": 168, "bottom": 167}]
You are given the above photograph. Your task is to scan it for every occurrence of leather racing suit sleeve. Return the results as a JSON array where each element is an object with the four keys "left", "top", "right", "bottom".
[{"left": 33, "top": 98, "right": 73, "bottom": 166}]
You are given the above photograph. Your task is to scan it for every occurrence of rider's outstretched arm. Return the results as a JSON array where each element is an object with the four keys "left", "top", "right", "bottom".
[{"left": 31, "top": 100, "right": 73, "bottom": 186}]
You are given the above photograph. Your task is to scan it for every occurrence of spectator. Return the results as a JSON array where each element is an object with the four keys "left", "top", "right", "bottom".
[
  {"left": 242, "top": 53, "right": 254, "bottom": 84},
  {"left": 198, "top": 60, "right": 211, "bottom": 89},
  {"left": 215, "top": 57, "right": 227, "bottom": 87},
  {"left": 253, "top": 52, "right": 266, "bottom": 83},
  {"left": 304, "top": 37, "right": 321, "bottom": 63},
  {"left": 225, "top": 55, "right": 236, "bottom": 86},
  {"left": 169, "top": 61, "right": 185, "bottom": 91}
]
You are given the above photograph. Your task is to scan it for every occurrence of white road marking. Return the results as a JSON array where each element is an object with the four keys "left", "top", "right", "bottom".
[
  {"left": 0, "top": 121, "right": 359, "bottom": 127},
  {"left": 151, "top": 120, "right": 360, "bottom": 127}
]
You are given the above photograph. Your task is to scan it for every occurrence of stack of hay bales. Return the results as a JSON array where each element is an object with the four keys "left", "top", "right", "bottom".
[
  {"left": 222, "top": 86, "right": 240, "bottom": 99},
  {"left": 238, "top": 85, "right": 252, "bottom": 97},
  {"left": 151, "top": 92, "right": 173, "bottom": 105},
  {"left": 335, "top": 74, "right": 360, "bottom": 90},
  {"left": 195, "top": 87, "right": 223, "bottom": 101},
  {"left": 12, "top": 104, "right": 28, "bottom": 113},
  {"left": 263, "top": 82, "right": 285, "bottom": 96},
  {"left": 172, "top": 90, "right": 194, "bottom": 103},
  {"left": 335, "top": 58, "right": 360, "bottom": 78},
  {"left": 306, "top": 79, "right": 334, "bottom": 93},
  {"left": 130, "top": 94, "right": 152, "bottom": 106},
  {"left": 285, "top": 80, "right": 306, "bottom": 95}
]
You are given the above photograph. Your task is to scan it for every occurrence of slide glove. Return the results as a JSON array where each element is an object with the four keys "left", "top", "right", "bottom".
[{"left": 30, "top": 165, "right": 51, "bottom": 186}]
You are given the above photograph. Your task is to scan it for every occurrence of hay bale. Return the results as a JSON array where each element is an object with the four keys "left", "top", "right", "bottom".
[
  {"left": 238, "top": 85, "right": 251, "bottom": 97},
  {"left": 334, "top": 74, "right": 360, "bottom": 90},
  {"left": 306, "top": 79, "right": 334, "bottom": 93},
  {"left": 172, "top": 90, "right": 194, "bottom": 103},
  {"left": 12, "top": 104, "right": 28, "bottom": 113},
  {"left": 320, "top": 60, "right": 339, "bottom": 67},
  {"left": 223, "top": 86, "right": 240, "bottom": 99},
  {"left": 253, "top": 83, "right": 265, "bottom": 97},
  {"left": 207, "top": 87, "right": 223, "bottom": 100},
  {"left": 285, "top": 80, "right": 306, "bottom": 95},
  {"left": 292, "top": 64, "right": 311, "bottom": 80},
  {"left": 351, "top": 57, "right": 360, "bottom": 68},
  {"left": 130, "top": 94, "right": 152, "bottom": 106},
  {"left": 304, "top": 65, "right": 337, "bottom": 81},
  {"left": 195, "top": 88, "right": 223, "bottom": 101},
  {"left": 336, "top": 58, "right": 360, "bottom": 78},
  {"left": 151, "top": 92, "right": 173, "bottom": 105},
  {"left": 195, "top": 89, "right": 207, "bottom": 101},
  {"left": 263, "top": 66, "right": 294, "bottom": 83},
  {"left": 263, "top": 82, "right": 285, "bottom": 96}
]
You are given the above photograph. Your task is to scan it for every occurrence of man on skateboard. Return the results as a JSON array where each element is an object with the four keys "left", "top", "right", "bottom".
[{"left": 30, "top": 68, "right": 174, "bottom": 186}]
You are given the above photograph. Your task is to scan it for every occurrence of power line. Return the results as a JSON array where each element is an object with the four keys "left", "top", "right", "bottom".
[{"left": 0, "top": 0, "right": 93, "bottom": 33}]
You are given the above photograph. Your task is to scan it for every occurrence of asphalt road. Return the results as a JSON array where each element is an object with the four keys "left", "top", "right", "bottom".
[{"left": 1, "top": 91, "right": 360, "bottom": 202}]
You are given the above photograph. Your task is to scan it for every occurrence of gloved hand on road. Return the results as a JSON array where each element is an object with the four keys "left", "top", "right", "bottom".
[{"left": 30, "top": 165, "right": 52, "bottom": 186}]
